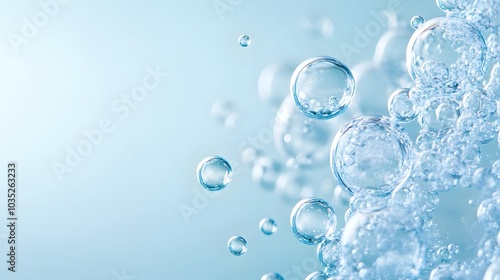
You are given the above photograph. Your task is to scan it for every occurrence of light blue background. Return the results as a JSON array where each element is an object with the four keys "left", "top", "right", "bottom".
[{"left": 0, "top": 0, "right": 489, "bottom": 279}]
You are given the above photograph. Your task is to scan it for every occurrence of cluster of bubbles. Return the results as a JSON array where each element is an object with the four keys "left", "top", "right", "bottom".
[{"left": 197, "top": 0, "right": 500, "bottom": 278}]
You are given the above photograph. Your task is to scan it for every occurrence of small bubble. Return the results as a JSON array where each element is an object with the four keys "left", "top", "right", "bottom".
[
  {"left": 238, "top": 34, "right": 250, "bottom": 47},
  {"left": 259, "top": 218, "right": 278, "bottom": 235},
  {"left": 388, "top": 88, "right": 417, "bottom": 122},
  {"left": 197, "top": 156, "right": 232, "bottom": 191},
  {"left": 410, "top": 16, "right": 425, "bottom": 29},
  {"left": 227, "top": 236, "right": 247, "bottom": 256},
  {"left": 305, "top": 271, "right": 328, "bottom": 280}
]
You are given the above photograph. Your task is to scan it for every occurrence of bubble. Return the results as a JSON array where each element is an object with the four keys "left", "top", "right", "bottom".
[
  {"left": 484, "top": 258, "right": 500, "bottom": 280},
  {"left": 406, "top": 17, "right": 488, "bottom": 84},
  {"left": 259, "top": 218, "right": 278, "bottom": 235},
  {"left": 305, "top": 271, "right": 328, "bottom": 280},
  {"left": 251, "top": 156, "right": 283, "bottom": 191},
  {"left": 477, "top": 193, "right": 500, "bottom": 231},
  {"left": 436, "top": 0, "right": 467, "bottom": 13},
  {"left": 300, "top": 15, "right": 334, "bottom": 38},
  {"left": 260, "top": 272, "right": 284, "bottom": 280},
  {"left": 462, "top": 88, "right": 496, "bottom": 118},
  {"left": 330, "top": 115, "right": 413, "bottom": 197},
  {"left": 211, "top": 99, "right": 238, "bottom": 128},
  {"left": 418, "top": 97, "right": 460, "bottom": 137},
  {"left": 275, "top": 172, "right": 314, "bottom": 204},
  {"left": 291, "top": 56, "right": 355, "bottom": 119},
  {"left": 341, "top": 210, "right": 424, "bottom": 279},
  {"left": 290, "top": 198, "right": 337, "bottom": 245},
  {"left": 197, "top": 156, "right": 232, "bottom": 191},
  {"left": 410, "top": 16, "right": 425, "bottom": 29},
  {"left": 388, "top": 88, "right": 417, "bottom": 122},
  {"left": 241, "top": 146, "right": 261, "bottom": 166},
  {"left": 238, "top": 35, "right": 250, "bottom": 47},
  {"left": 258, "top": 62, "right": 296, "bottom": 108},
  {"left": 227, "top": 236, "right": 247, "bottom": 256},
  {"left": 317, "top": 234, "right": 341, "bottom": 270}
]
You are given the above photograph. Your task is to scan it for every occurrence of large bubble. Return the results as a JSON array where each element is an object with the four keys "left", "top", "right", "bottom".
[
  {"left": 291, "top": 56, "right": 355, "bottom": 120},
  {"left": 406, "top": 16, "right": 488, "bottom": 84},
  {"left": 330, "top": 115, "right": 413, "bottom": 197}
]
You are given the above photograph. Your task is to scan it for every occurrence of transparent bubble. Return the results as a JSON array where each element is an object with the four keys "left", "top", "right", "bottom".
[
  {"left": 388, "top": 88, "right": 417, "bottom": 122},
  {"left": 462, "top": 88, "right": 496, "bottom": 118},
  {"left": 259, "top": 218, "right": 278, "bottom": 235},
  {"left": 305, "top": 271, "right": 328, "bottom": 280},
  {"left": 241, "top": 146, "right": 261, "bottom": 166},
  {"left": 251, "top": 156, "right": 283, "bottom": 191},
  {"left": 484, "top": 258, "right": 500, "bottom": 280},
  {"left": 211, "top": 99, "right": 238, "bottom": 128},
  {"left": 290, "top": 198, "right": 337, "bottom": 245},
  {"left": 471, "top": 0, "right": 500, "bottom": 31},
  {"left": 260, "top": 272, "right": 284, "bottom": 280},
  {"left": 300, "top": 15, "right": 334, "bottom": 38},
  {"left": 258, "top": 62, "right": 296, "bottom": 108},
  {"left": 227, "top": 236, "right": 247, "bottom": 256},
  {"left": 485, "top": 63, "right": 500, "bottom": 99},
  {"left": 418, "top": 97, "right": 460, "bottom": 137},
  {"left": 341, "top": 210, "right": 424, "bottom": 279},
  {"left": 410, "top": 16, "right": 425, "bottom": 29},
  {"left": 274, "top": 95, "right": 343, "bottom": 168},
  {"left": 197, "top": 156, "right": 232, "bottom": 191},
  {"left": 291, "top": 56, "right": 355, "bottom": 119},
  {"left": 477, "top": 193, "right": 500, "bottom": 231},
  {"left": 275, "top": 172, "right": 314, "bottom": 204},
  {"left": 436, "top": 0, "right": 467, "bottom": 13},
  {"left": 238, "top": 35, "right": 250, "bottom": 47},
  {"left": 330, "top": 115, "right": 413, "bottom": 197},
  {"left": 317, "top": 234, "right": 341, "bottom": 270},
  {"left": 406, "top": 17, "right": 488, "bottom": 84}
]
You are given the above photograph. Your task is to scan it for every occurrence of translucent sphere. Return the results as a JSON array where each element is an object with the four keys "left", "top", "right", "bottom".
[
  {"left": 477, "top": 193, "right": 500, "bottom": 231},
  {"left": 484, "top": 258, "right": 500, "bottom": 280},
  {"left": 211, "top": 99, "right": 238, "bottom": 128},
  {"left": 388, "top": 88, "right": 417, "bottom": 122},
  {"left": 261, "top": 272, "right": 284, "bottom": 280},
  {"left": 341, "top": 210, "right": 424, "bottom": 279},
  {"left": 410, "top": 16, "right": 425, "bottom": 29},
  {"left": 275, "top": 172, "right": 314, "bottom": 204},
  {"left": 258, "top": 62, "right": 296, "bottom": 108},
  {"left": 251, "top": 156, "right": 283, "bottom": 191},
  {"left": 462, "top": 88, "right": 496, "bottom": 118},
  {"left": 317, "top": 235, "right": 341, "bottom": 270},
  {"left": 330, "top": 115, "right": 413, "bottom": 197},
  {"left": 197, "top": 156, "right": 232, "bottom": 191},
  {"left": 227, "top": 236, "right": 247, "bottom": 256},
  {"left": 238, "top": 35, "right": 250, "bottom": 47},
  {"left": 418, "top": 97, "right": 459, "bottom": 137},
  {"left": 291, "top": 56, "right": 355, "bottom": 119},
  {"left": 259, "top": 218, "right": 278, "bottom": 235},
  {"left": 406, "top": 17, "right": 488, "bottom": 84},
  {"left": 290, "top": 198, "right": 337, "bottom": 245},
  {"left": 305, "top": 271, "right": 328, "bottom": 280}
]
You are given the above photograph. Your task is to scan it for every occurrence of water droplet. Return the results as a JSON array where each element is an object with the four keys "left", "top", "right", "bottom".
[
  {"left": 227, "top": 236, "right": 247, "bottom": 256},
  {"left": 238, "top": 34, "right": 250, "bottom": 47},
  {"left": 197, "top": 156, "right": 232, "bottom": 191},
  {"left": 259, "top": 218, "right": 278, "bottom": 235}
]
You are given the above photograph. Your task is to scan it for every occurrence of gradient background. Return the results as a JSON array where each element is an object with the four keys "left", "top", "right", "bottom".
[{"left": 0, "top": 0, "right": 491, "bottom": 279}]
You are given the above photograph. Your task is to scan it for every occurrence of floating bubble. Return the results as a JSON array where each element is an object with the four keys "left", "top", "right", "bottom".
[
  {"left": 477, "top": 192, "right": 500, "bottom": 231},
  {"left": 258, "top": 62, "right": 296, "bottom": 108},
  {"left": 259, "top": 218, "right": 278, "bottom": 235},
  {"left": 261, "top": 272, "right": 284, "bottom": 280},
  {"left": 238, "top": 35, "right": 250, "bottom": 47},
  {"left": 436, "top": 0, "right": 467, "bottom": 13},
  {"left": 291, "top": 56, "right": 355, "bottom": 119},
  {"left": 227, "top": 236, "right": 247, "bottom": 256},
  {"left": 462, "top": 88, "right": 496, "bottom": 118},
  {"left": 197, "top": 156, "right": 232, "bottom": 191},
  {"left": 418, "top": 97, "right": 460, "bottom": 137},
  {"left": 484, "top": 258, "right": 500, "bottom": 280},
  {"left": 388, "top": 88, "right": 417, "bottom": 122},
  {"left": 406, "top": 17, "right": 488, "bottom": 84},
  {"left": 330, "top": 115, "right": 413, "bottom": 197},
  {"left": 300, "top": 15, "right": 334, "bottom": 38},
  {"left": 341, "top": 210, "right": 424, "bottom": 279},
  {"left": 290, "top": 198, "right": 337, "bottom": 245},
  {"left": 317, "top": 234, "right": 341, "bottom": 270},
  {"left": 410, "top": 16, "right": 425, "bottom": 29}
]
